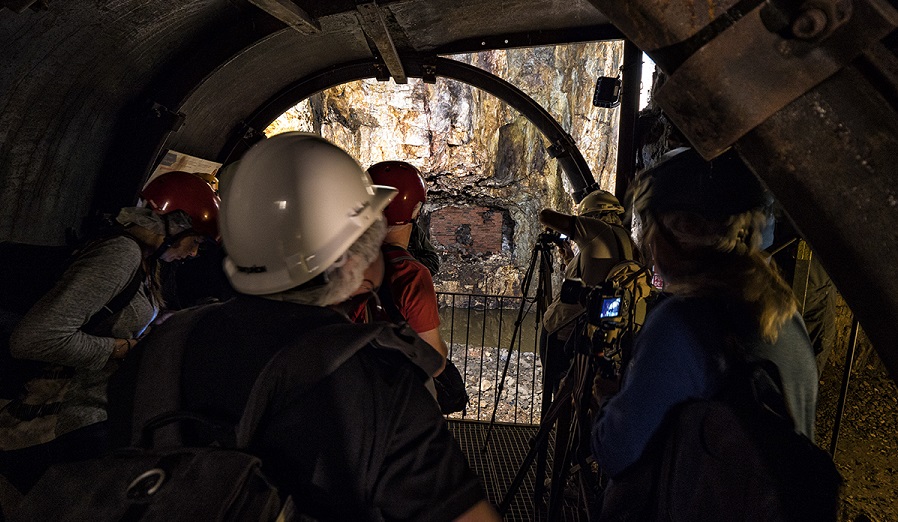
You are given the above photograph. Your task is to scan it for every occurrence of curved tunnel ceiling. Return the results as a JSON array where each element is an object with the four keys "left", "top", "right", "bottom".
[{"left": 1, "top": 0, "right": 618, "bottom": 235}]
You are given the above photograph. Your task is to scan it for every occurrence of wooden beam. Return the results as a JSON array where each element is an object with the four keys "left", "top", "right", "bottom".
[
  {"left": 614, "top": 40, "right": 642, "bottom": 202},
  {"left": 356, "top": 2, "right": 407, "bottom": 84},
  {"left": 247, "top": 0, "right": 320, "bottom": 34}
]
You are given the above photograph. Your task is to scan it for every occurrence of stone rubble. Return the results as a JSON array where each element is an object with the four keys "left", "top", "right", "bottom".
[{"left": 446, "top": 343, "right": 544, "bottom": 425}]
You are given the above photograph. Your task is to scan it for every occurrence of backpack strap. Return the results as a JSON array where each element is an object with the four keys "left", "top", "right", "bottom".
[
  {"left": 376, "top": 277, "right": 405, "bottom": 326},
  {"left": 235, "top": 320, "right": 442, "bottom": 446},
  {"left": 678, "top": 300, "right": 797, "bottom": 427},
  {"left": 609, "top": 224, "right": 635, "bottom": 262},
  {"left": 573, "top": 223, "right": 636, "bottom": 281},
  {"left": 83, "top": 265, "right": 145, "bottom": 332},
  {"left": 376, "top": 245, "right": 414, "bottom": 325},
  {"left": 732, "top": 364, "right": 793, "bottom": 415},
  {"left": 383, "top": 249, "right": 418, "bottom": 265},
  {"left": 233, "top": 322, "right": 391, "bottom": 446},
  {"left": 80, "top": 234, "right": 146, "bottom": 333},
  {"left": 132, "top": 304, "right": 441, "bottom": 449}
]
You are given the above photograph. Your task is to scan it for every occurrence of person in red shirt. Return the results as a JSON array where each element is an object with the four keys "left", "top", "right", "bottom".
[
  {"left": 365, "top": 161, "right": 472, "bottom": 414},
  {"left": 366, "top": 161, "right": 448, "bottom": 373}
]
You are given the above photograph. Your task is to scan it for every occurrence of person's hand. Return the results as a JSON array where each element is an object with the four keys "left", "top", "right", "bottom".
[
  {"left": 106, "top": 339, "right": 137, "bottom": 368},
  {"left": 559, "top": 239, "right": 575, "bottom": 263},
  {"left": 592, "top": 370, "right": 620, "bottom": 406}
]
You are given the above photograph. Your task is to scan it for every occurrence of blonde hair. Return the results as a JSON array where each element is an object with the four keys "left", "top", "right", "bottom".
[{"left": 635, "top": 177, "right": 796, "bottom": 343}]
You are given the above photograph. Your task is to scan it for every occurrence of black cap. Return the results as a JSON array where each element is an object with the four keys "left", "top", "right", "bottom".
[{"left": 639, "top": 147, "right": 767, "bottom": 218}]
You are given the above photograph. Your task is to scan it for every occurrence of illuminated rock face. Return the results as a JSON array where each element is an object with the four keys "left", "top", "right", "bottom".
[{"left": 266, "top": 42, "right": 624, "bottom": 297}]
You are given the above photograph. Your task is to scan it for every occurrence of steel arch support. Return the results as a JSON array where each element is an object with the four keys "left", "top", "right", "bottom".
[{"left": 220, "top": 57, "right": 597, "bottom": 200}]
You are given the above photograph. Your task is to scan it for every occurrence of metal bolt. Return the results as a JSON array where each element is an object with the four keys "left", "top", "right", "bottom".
[
  {"left": 833, "top": 0, "right": 853, "bottom": 23},
  {"left": 792, "top": 8, "right": 829, "bottom": 39}
]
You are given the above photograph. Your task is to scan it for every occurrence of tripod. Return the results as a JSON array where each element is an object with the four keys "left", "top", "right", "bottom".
[
  {"left": 481, "top": 232, "right": 557, "bottom": 452},
  {"left": 499, "top": 318, "right": 605, "bottom": 521}
]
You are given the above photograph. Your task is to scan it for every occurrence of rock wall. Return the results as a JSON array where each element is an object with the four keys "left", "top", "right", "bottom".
[{"left": 265, "top": 42, "right": 624, "bottom": 299}]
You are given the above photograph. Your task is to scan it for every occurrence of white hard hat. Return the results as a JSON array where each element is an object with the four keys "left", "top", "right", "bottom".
[{"left": 221, "top": 132, "right": 396, "bottom": 295}]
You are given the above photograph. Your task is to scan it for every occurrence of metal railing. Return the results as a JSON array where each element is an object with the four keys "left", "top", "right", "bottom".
[{"left": 438, "top": 291, "right": 544, "bottom": 425}]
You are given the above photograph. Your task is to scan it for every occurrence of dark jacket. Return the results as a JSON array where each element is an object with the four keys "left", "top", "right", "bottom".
[{"left": 109, "top": 295, "right": 485, "bottom": 521}]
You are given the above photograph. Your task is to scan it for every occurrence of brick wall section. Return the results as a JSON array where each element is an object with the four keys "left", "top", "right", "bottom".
[{"left": 430, "top": 205, "right": 504, "bottom": 254}]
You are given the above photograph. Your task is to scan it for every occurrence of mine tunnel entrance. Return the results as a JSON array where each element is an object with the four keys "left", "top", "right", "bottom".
[{"left": 3, "top": 2, "right": 898, "bottom": 520}]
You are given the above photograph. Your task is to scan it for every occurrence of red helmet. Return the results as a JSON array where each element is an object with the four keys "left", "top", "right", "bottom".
[
  {"left": 366, "top": 161, "right": 426, "bottom": 226},
  {"left": 140, "top": 171, "right": 221, "bottom": 240}
]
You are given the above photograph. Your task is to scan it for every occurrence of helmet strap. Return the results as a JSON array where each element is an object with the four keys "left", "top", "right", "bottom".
[
  {"left": 291, "top": 271, "right": 330, "bottom": 292},
  {"left": 331, "top": 252, "right": 349, "bottom": 269},
  {"left": 150, "top": 213, "right": 195, "bottom": 261}
]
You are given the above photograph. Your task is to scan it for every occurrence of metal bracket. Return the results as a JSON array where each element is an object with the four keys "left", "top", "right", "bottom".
[
  {"left": 149, "top": 102, "right": 185, "bottom": 132},
  {"left": 793, "top": 0, "right": 854, "bottom": 41},
  {"left": 421, "top": 63, "right": 437, "bottom": 84},
  {"left": 655, "top": 0, "right": 898, "bottom": 158},
  {"left": 574, "top": 183, "right": 603, "bottom": 203},
  {"left": 762, "top": 0, "right": 854, "bottom": 42},
  {"left": 546, "top": 140, "right": 568, "bottom": 159},
  {"left": 239, "top": 123, "right": 259, "bottom": 142},
  {"left": 372, "top": 62, "right": 391, "bottom": 82},
  {"left": 356, "top": 2, "right": 407, "bottom": 84},
  {"left": 247, "top": 0, "right": 320, "bottom": 34}
]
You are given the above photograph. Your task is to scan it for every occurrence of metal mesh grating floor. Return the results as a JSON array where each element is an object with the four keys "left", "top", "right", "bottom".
[{"left": 447, "top": 419, "right": 585, "bottom": 521}]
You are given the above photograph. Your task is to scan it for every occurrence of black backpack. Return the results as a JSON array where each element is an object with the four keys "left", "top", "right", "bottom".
[
  {"left": 0, "top": 236, "right": 145, "bottom": 400},
  {"left": 11, "top": 304, "right": 434, "bottom": 521},
  {"left": 599, "top": 358, "right": 842, "bottom": 522}
]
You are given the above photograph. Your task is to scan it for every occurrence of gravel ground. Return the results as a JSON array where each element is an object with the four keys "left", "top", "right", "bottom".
[
  {"left": 816, "top": 346, "right": 898, "bottom": 522},
  {"left": 447, "top": 345, "right": 544, "bottom": 425}
]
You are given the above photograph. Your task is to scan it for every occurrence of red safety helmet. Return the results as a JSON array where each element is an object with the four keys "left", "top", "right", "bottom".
[
  {"left": 366, "top": 161, "right": 426, "bottom": 226},
  {"left": 140, "top": 171, "right": 221, "bottom": 241}
]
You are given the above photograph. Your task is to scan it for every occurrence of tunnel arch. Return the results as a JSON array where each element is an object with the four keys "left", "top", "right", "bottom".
[{"left": 189, "top": 56, "right": 602, "bottom": 201}]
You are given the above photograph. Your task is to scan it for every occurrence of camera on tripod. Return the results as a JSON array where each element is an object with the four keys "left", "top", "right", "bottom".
[
  {"left": 560, "top": 278, "right": 625, "bottom": 326},
  {"left": 559, "top": 277, "right": 630, "bottom": 358},
  {"left": 537, "top": 229, "right": 568, "bottom": 247}
]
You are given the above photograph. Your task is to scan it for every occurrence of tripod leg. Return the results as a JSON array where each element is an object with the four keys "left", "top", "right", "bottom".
[
  {"left": 497, "top": 382, "right": 574, "bottom": 516},
  {"left": 534, "top": 329, "right": 561, "bottom": 516},
  {"left": 545, "top": 349, "right": 597, "bottom": 522},
  {"left": 547, "top": 400, "right": 574, "bottom": 522},
  {"left": 482, "top": 242, "right": 542, "bottom": 452}
]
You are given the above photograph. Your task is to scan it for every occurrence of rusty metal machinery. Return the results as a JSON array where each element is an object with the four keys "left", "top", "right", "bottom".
[{"left": 588, "top": 0, "right": 898, "bottom": 377}]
